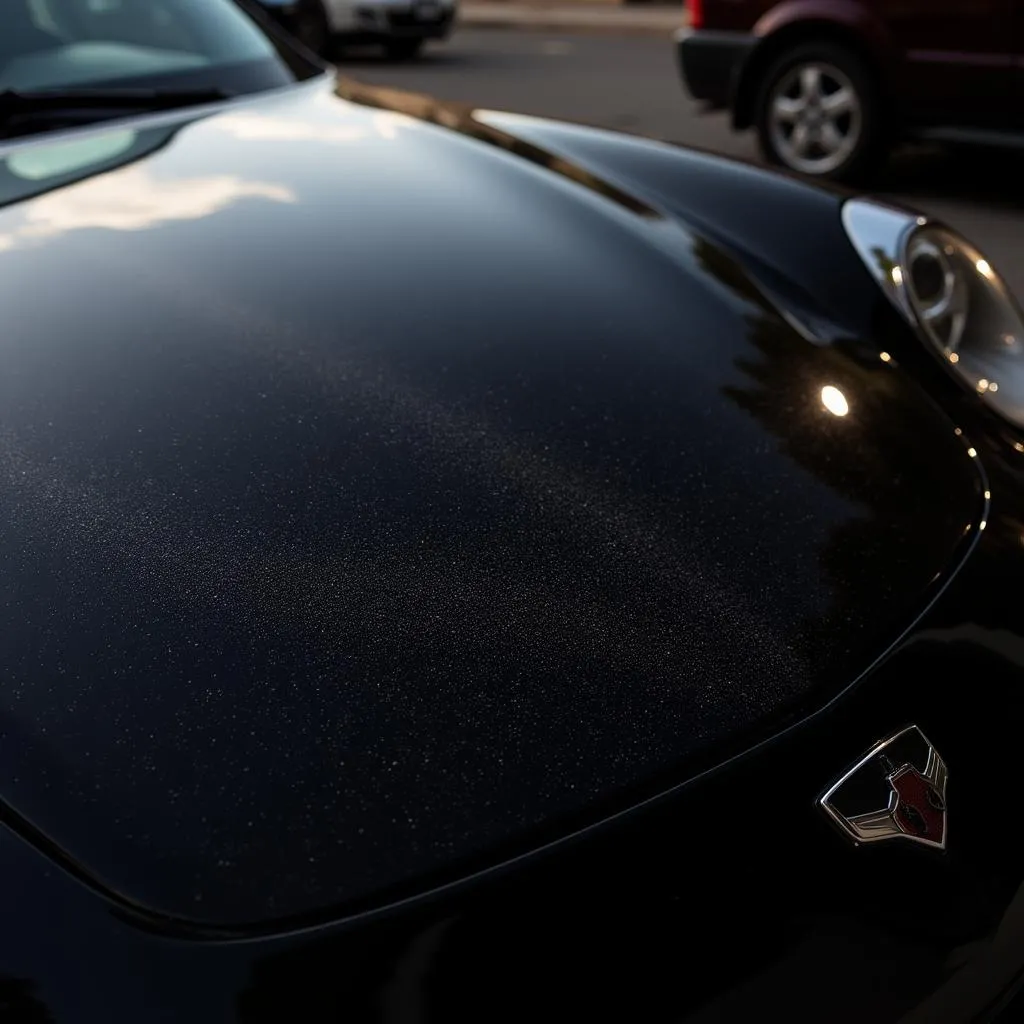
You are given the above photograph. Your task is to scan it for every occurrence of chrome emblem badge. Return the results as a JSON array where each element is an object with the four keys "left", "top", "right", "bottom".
[{"left": 818, "top": 726, "right": 948, "bottom": 850}]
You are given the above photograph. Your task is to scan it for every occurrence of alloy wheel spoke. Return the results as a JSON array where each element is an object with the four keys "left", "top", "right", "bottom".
[
  {"left": 799, "top": 65, "right": 822, "bottom": 102},
  {"left": 790, "top": 122, "right": 812, "bottom": 156},
  {"left": 821, "top": 87, "right": 854, "bottom": 116},
  {"left": 819, "top": 121, "right": 844, "bottom": 153},
  {"left": 774, "top": 95, "right": 806, "bottom": 122}
]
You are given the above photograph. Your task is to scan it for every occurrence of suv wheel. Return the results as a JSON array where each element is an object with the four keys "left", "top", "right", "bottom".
[{"left": 755, "top": 42, "right": 884, "bottom": 184}]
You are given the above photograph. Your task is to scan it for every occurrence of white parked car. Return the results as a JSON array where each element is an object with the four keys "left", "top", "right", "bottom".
[{"left": 256, "top": 0, "right": 457, "bottom": 59}]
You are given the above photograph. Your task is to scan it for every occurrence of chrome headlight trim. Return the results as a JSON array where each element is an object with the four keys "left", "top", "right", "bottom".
[
  {"left": 841, "top": 198, "right": 923, "bottom": 326},
  {"left": 842, "top": 197, "right": 1024, "bottom": 430}
]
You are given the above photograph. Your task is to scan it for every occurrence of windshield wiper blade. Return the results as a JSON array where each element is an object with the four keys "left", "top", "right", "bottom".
[{"left": 0, "top": 86, "right": 233, "bottom": 117}]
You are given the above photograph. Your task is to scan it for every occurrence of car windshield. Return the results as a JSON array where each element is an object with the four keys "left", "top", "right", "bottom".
[{"left": 0, "top": 0, "right": 317, "bottom": 99}]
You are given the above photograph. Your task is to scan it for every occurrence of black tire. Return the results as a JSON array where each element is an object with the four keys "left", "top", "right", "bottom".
[
  {"left": 384, "top": 37, "right": 424, "bottom": 60},
  {"left": 293, "top": 0, "right": 330, "bottom": 56},
  {"left": 754, "top": 41, "right": 886, "bottom": 185}
]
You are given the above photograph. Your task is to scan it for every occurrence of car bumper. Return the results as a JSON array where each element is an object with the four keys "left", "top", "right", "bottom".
[
  {"left": 7, "top": 419, "right": 1024, "bottom": 1022},
  {"left": 340, "top": 2, "right": 456, "bottom": 38},
  {"left": 675, "top": 27, "right": 755, "bottom": 109},
  {"left": 12, "top": 542, "right": 1024, "bottom": 1024}
]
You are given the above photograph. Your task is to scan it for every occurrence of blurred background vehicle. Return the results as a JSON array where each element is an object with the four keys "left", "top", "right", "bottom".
[
  {"left": 319, "top": 4, "right": 1024, "bottom": 303},
  {"left": 254, "top": 0, "right": 333, "bottom": 53},
  {"left": 676, "top": 0, "right": 1022, "bottom": 182},
  {"left": 256, "top": 0, "right": 457, "bottom": 58}
]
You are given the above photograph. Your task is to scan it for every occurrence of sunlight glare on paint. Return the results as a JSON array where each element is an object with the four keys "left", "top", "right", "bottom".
[{"left": 821, "top": 385, "right": 849, "bottom": 417}]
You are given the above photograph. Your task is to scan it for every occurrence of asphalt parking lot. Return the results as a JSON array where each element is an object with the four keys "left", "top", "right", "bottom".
[{"left": 343, "top": 27, "right": 1024, "bottom": 301}]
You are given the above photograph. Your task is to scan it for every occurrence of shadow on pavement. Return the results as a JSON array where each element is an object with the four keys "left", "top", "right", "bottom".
[
  {"left": 879, "top": 144, "right": 1024, "bottom": 213},
  {"left": 334, "top": 46, "right": 475, "bottom": 67}
]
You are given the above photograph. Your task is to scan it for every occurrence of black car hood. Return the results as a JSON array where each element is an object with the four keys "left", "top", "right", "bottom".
[{"left": 0, "top": 77, "right": 982, "bottom": 927}]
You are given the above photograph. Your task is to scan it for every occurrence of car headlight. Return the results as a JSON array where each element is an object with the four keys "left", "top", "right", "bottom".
[{"left": 843, "top": 198, "right": 1024, "bottom": 429}]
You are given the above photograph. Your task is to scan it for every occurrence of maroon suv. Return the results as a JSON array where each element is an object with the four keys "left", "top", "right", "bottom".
[{"left": 677, "top": 0, "right": 1021, "bottom": 182}]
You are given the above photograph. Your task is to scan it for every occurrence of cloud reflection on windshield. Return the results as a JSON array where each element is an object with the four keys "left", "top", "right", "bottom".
[{"left": 0, "top": 166, "right": 295, "bottom": 252}]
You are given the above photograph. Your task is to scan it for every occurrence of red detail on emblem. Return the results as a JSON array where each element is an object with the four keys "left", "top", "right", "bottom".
[{"left": 889, "top": 765, "right": 945, "bottom": 844}]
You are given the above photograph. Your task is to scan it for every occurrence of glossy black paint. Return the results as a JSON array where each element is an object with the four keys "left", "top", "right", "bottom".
[
  {"left": 1, "top": 72, "right": 1023, "bottom": 1021},
  {"left": 0, "top": 74, "right": 982, "bottom": 928}
]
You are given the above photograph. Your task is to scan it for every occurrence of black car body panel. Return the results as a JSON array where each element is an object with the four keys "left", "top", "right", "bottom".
[
  {"left": 0, "top": 76, "right": 983, "bottom": 929},
  {"left": 2, "top": 72, "right": 1024, "bottom": 1023}
]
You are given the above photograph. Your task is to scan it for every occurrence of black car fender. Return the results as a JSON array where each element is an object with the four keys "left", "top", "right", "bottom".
[{"left": 462, "top": 109, "right": 884, "bottom": 341}]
